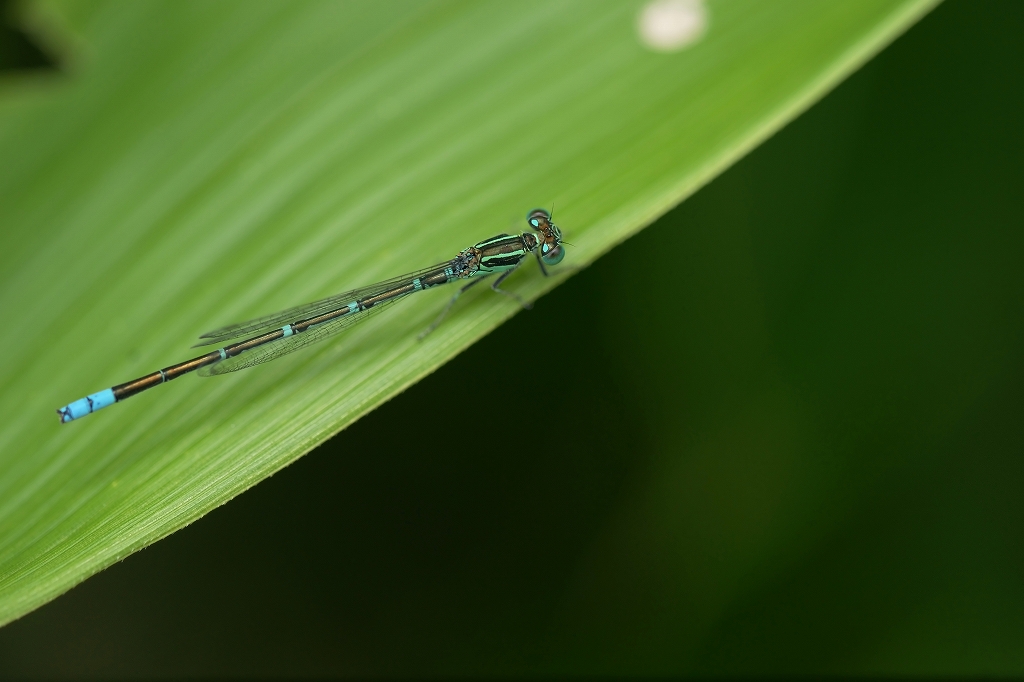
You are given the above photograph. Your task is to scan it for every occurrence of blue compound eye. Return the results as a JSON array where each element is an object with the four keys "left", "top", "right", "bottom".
[
  {"left": 527, "top": 209, "right": 550, "bottom": 230},
  {"left": 541, "top": 244, "right": 564, "bottom": 265}
]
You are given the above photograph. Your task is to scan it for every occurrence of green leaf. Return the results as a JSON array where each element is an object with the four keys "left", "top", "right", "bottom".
[{"left": 0, "top": 0, "right": 936, "bottom": 625}]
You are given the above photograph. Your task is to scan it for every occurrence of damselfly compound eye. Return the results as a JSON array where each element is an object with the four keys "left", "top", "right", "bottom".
[
  {"left": 541, "top": 244, "right": 564, "bottom": 265},
  {"left": 527, "top": 209, "right": 551, "bottom": 230}
]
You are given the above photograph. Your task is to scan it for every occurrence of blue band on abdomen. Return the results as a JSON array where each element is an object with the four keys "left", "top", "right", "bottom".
[{"left": 57, "top": 387, "right": 116, "bottom": 423}]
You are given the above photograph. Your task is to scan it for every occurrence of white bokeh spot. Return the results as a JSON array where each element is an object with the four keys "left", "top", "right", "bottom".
[{"left": 638, "top": 0, "right": 708, "bottom": 52}]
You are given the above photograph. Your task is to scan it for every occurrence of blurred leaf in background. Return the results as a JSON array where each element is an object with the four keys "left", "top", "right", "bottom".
[
  {"left": 0, "top": 0, "right": 935, "bottom": 627},
  {"left": 0, "top": 0, "right": 1021, "bottom": 677}
]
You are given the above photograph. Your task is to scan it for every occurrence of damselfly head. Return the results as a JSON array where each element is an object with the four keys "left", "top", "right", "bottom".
[{"left": 527, "top": 208, "right": 565, "bottom": 265}]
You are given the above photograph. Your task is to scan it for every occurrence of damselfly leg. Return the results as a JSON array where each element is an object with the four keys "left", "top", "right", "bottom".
[
  {"left": 419, "top": 276, "right": 489, "bottom": 339},
  {"left": 489, "top": 260, "right": 533, "bottom": 310}
]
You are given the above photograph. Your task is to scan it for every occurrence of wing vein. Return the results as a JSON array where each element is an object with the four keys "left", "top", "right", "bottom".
[{"left": 194, "top": 261, "right": 455, "bottom": 347}]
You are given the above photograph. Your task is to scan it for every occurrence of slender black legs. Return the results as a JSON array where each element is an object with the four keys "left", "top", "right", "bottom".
[
  {"left": 419, "top": 255, "right": 571, "bottom": 339},
  {"left": 418, "top": 263, "right": 536, "bottom": 339},
  {"left": 535, "top": 252, "right": 550, "bottom": 277},
  {"left": 489, "top": 261, "right": 532, "bottom": 310},
  {"left": 419, "top": 276, "right": 490, "bottom": 339}
]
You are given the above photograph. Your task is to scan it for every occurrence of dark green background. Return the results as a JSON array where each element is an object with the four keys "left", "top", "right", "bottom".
[{"left": 1, "top": 0, "right": 1022, "bottom": 676}]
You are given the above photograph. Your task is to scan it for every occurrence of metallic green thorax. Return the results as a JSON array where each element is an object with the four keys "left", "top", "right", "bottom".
[{"left": 466, "top": 232, "right": 540, "bottom": 276}]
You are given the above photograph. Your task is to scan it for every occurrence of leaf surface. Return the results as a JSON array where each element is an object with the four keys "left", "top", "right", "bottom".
[{"left": 0, "top": 0, "right": 936, "bottom": 624}]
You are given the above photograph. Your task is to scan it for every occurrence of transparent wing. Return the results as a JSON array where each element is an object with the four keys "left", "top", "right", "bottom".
[
  {"left": 198, "top": 296, "right": 406, "bottom": 376},
  {"left": 195, "top": 261, "right": 455, "bottom": 347}
]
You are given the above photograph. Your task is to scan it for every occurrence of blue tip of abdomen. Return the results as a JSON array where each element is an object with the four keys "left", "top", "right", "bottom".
[{"left": 57, "top": 388, "right": 116, "bottom": 424}]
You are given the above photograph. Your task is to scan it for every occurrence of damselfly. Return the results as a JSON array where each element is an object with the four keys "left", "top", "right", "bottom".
[{"left": 57, "top": 209, "right": 565, "bottom": 423}]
